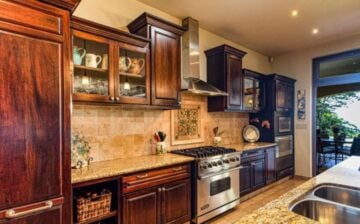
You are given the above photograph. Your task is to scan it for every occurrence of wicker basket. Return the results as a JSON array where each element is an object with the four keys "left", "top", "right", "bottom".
[{"left": 76, "top": 189, "right": 112, "bottom": 222}]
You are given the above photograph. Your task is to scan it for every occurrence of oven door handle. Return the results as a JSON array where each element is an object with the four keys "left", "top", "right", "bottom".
[{"left": 198, "top": 166, "right": 242, "bottom": 180}]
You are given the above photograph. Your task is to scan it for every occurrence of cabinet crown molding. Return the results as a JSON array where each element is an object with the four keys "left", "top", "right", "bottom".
[
  {"left": 205, "top": 44, "right": 247, "bottom": 58},
  {"left": 39, "top": 0, "right": 81, "bottom": 13}
]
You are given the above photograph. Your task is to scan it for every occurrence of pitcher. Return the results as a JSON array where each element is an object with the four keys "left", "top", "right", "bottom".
[{"left": 73, "top": 47, "right": 86, "bottom": 65}]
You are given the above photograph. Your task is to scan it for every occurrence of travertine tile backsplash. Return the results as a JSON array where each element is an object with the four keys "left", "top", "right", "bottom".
[{"left": 72, "top": 94, "right": 248, "bottom": 162}]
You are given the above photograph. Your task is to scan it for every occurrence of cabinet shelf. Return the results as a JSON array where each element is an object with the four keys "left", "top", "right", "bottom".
[
  {"left": 74, "top": 210, "right": 117, "bottom": 224},
  {"left": 74, "top": 65, "right": 108, "bottom": 73},
  {"left": 119, "top": 71, "right": 144, "bottom": 78}
]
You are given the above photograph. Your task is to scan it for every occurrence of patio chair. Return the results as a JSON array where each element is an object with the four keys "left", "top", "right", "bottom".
[
  {"left": 338, "top": 137, "right": 360, "bottom": 158},
  {"left": 317, "top": 137, "right": 336, "bottom": 169}
]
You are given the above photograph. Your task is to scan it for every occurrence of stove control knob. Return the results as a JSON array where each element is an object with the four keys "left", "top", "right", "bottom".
[
  {"left": 207, "top": 163, "right": 213, "bottom": 168},
  {"left": 217, "top": 161, "right": 223, "bottom": 165},
  {"left": 236, "top": 157, "right": 240, "bottom": 161},
  {"left": 230, "top": 157, "right": 236, "bottom": 162},
  {"left": 223, "top": 159, "right": 229, "bottom": 163},
  {"left": 211, "top": 161, "right": 217, "bottom": 166},
  {"left": 201, "top": 164, "right": 207, "bottom": 169}
]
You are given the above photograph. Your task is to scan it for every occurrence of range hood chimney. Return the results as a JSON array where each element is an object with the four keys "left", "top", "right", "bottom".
[{"left": 181, "top": 17, "right": 228, "bottom": 96}]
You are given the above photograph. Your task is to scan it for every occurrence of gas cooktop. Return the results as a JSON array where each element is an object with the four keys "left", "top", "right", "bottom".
[{"left": 171, "top": 146, "right": 237, "bottom": 158}]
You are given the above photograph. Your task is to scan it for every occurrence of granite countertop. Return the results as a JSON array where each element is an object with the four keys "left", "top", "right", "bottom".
[
  {"left": 223, "top": 142, "right": 277, "bottom": 152},
  {"left": 234, "top": 156, "right": 360, "bottom": 224},
  {"left": 71, "top": 154, "right": 194, "bottom": 184}
]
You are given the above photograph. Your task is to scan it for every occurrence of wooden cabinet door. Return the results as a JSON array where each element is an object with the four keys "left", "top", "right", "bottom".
[
  {"left": 226, "top": 55, "right": 243, "bottom": 110},
  {"left": 123, "top": 187, "right": 161, "bottom": 224},
  {"left": 240, "top": 163, "right": 252, "bottom": 196},
  {"left": 162, "top": 179, "right": 191, "bottom": 224},
  {"left": 285, "top": 84, "right": 294, "bottom": 111},
  {"left": 265, "top": 148, "right": 276, "bottom": 184},
  {"left": 251, "top": 159, "right": 266, "bottom": 190},
  {"left": 150, "top": 27, "right": 181, "bottom": 107},
  {"left": 0, "top": 1, "right": 70, "bottom": 223},
  {"left": 275, "top": 80, "right": 287, "bottom": 111}
]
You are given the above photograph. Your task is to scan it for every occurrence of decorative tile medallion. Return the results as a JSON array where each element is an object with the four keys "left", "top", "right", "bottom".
[{"left": 171, "top": 104, "right": 204, "bottom": 145}]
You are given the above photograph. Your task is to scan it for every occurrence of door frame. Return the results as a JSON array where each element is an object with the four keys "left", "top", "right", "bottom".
[{"left": 312, "top": 48, "right": 360, "bottom": 176}]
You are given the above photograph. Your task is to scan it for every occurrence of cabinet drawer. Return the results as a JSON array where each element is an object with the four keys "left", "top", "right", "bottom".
[
  {"left": 241, "top": 149, "right": 265, "bottom": 162},
  {"left": 122, "top": 164, "right": 190, "bottom": 193},
  {"left": 277, "top": 167, "right": 294, "bottom": 179}
]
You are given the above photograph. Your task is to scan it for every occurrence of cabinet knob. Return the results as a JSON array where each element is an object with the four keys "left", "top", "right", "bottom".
[
  {"left": 109, "top": 96, "right": 115, "bottom": 101},
  {"left": 158, "top": 188, "right": 162, "bottom": 192},
  {"left": 136, "top": 173, "right": 148, "bottom": 179},
  {"left": 162, "top": 187, "right": 166, "bottom": 192},
  {"left": 115, "top": 97, "right": 120, "bottom": 101}
]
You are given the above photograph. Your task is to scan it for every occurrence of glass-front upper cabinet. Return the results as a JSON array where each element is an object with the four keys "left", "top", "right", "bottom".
[
  {"left": 243, "top": 69, "right": 266, "bottom": 112},
  {"left": 243, "top": 77, "right": 254, "bottom": 111},
  {"left": 115, "top": 43, "right": 150, "bottom": 104},
  {"left": 72, "top": 31, "right": 112, "bottom": 102}
]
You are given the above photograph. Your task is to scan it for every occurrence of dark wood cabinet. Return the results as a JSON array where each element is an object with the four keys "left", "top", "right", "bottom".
[
  {"left": 161, "top": 179, "right": 191, "bottom": 224},
  {"left": 265, "top": 147, "right": 276, "bottom": 184},
  {"left": 122, "top": 164, "right": 191, "bottom": 224},
  {"left": 240, "top": 149, "right": 265, "bottom": 196},
  {"left": 71, "top": 17, "right": 151, "bottom": 105},
  {"left": 276, "top": 154, "right": 294, "bottom": 180},
  {"left": 0, "top": 1, "right": 71, "bottom": 223},
  {"left": 123, "top": 187, "right": 161, "bottom": 224},
  {"left": 242, "top": 69, "right": 266, "bottom": 112},
  {"left": 128, "top": 13, "right": 184, "bottom": 109},
  {"left": 205, "top": 45, "right": 247, "bottom": 112},
  {"left": 275, "top": 80, "right": 294, "bottom": 112},
  {"left": 240, "top": 163, "right": 252, "bottom": 196}
]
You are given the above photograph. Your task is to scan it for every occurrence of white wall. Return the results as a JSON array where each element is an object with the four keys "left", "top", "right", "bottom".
[
  {"left": 73, "top": 0, "right": 272, "bottom": 76},
  {"left": 273, "top": 35, "right": 360, "bottom": 177}
]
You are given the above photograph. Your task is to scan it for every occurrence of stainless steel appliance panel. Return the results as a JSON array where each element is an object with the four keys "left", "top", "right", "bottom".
[{"left": 275, "top": 135, "right": 293, "bottom": 158}]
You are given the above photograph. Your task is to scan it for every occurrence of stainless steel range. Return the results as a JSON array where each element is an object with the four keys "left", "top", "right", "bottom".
[{"left": 172, "top": 146, "right": 241, "bottom": 223}]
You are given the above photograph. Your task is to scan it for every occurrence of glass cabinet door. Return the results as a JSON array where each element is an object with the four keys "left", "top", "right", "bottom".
[
  {"left": 116, "top": 44, "right": 150, "bottom": 104},
  {"left": 243, "top": 77, "right": 255, "bottom": 110},
  {"left": 72, "top": 31, "right": 112, "bottom": 102},
  {"left": 254, "top": 80, "right": 265, "bottom": 111}
]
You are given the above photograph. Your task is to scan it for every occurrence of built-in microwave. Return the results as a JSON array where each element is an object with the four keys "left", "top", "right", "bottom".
[
  {"left": 274, "top": 112, "right": 292, "bottom": 135},
  {"left": 275, "top": 135, "right": 293, "bottom": 158}
]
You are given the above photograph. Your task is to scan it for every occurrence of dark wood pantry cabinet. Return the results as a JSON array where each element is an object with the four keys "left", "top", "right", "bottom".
[
  {"left": 128, "top": 13, "right": 185, "bottom": 108},
  {"left": 0, "top": 0, "right": 76, "bottom": 223},
  {"left": 205, "top": 45, "right": 247, "bottom": 112}
]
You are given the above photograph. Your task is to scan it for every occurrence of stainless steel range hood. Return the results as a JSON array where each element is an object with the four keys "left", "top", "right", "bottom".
[{"left": 181, "top": 17, "right": 228, "bottom": 96}]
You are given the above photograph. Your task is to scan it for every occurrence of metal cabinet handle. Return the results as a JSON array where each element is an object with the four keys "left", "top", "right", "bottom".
[
  {"left": 109, "top": 96, "right": 115, "bottom": 101},
  {"left": 115, "top": 97, "right": 120, "bottom": 101},
  {"left": 158, "top": 188, "right": 162, "bottom": 192},
  {"left": 172, "top": 167, "right": 182, "bottom": 171},
  {"left": 5, "top": 200, "right": 53, "bottom": 219},
  {"left": 162, "top": 187, "right": 166, "bottom": 192},
  {"left": 136, "top": 173, "right": 148, "bottom": 179}
]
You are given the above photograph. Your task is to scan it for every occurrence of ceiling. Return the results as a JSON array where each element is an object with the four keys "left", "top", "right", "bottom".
[{"left": 138, "top": 0, "right": 360, "bottom": 56}]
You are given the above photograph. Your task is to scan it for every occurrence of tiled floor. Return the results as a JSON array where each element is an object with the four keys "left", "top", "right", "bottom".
[{"left": 208, "top": 177, "right": 307, "bottom": 224}]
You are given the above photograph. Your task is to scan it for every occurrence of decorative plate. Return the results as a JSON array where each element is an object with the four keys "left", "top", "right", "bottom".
[{"left": 243, "top": 125, "right": 260, "bottom": 143}]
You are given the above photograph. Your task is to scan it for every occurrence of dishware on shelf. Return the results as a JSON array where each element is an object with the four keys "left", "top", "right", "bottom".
[
  {"left": 73, "top": 47, "right": 86, "bottom": 65},
  {"left": 243, "top": 125, "right": 260, "bottom": 143},
  {"left": 128, "top": 58, "right": 145, "bottom": 75},
  {"left": 85, "top": 53, "right": 102, "bottom": 68},
  {"left": 101, "top": 54, "right": 108, "bottom": 70},
  {"left": 119, "top": 56, "right": 132, "bottom": 72}
]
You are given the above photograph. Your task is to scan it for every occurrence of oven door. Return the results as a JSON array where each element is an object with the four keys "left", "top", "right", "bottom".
[
  {"left": 275, "top": 112, "right": 292, "bottom": 135},
  {"left": 275, "top": 135, "right": 293, "bottom": 158},
  {"left": 197, "top": 167, "right": 240, "bottom": 216}
]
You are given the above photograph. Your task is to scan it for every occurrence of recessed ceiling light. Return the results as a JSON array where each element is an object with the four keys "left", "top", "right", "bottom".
[
  {"left": 291, "top": 10, "right": 298, "bottom": 17},
  {"left": 312, "top": 28, "right": 319, "bottom": 34}
]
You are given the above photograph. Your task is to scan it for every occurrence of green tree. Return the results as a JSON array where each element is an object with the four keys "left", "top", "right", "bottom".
[{"left": 317, "top": 92, "right": 360, "bottom": 138}]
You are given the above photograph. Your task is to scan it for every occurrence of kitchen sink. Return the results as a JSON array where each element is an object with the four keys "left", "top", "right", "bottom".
[
  {"left": 291, "top": 199, "right": 360, "bottom": 224},
  {"left": 314, "top": 185, "right": 360, "bottom": 208},
  {"left": 290, "top": 184, "right": 360, "bottom": 223}
]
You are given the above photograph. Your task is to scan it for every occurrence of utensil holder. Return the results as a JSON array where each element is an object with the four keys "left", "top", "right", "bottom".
[{"left": 156, "top": 142, "right": 166, "bottom": 154}]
